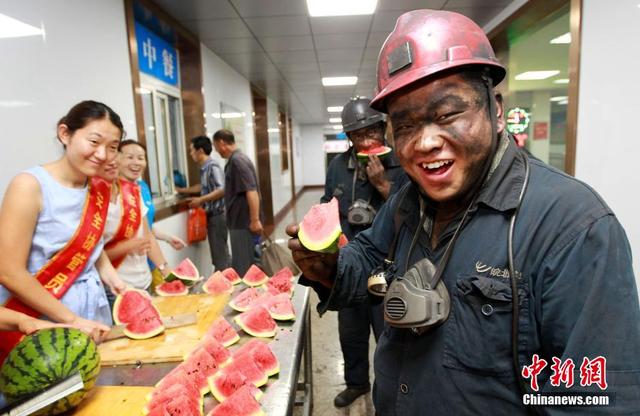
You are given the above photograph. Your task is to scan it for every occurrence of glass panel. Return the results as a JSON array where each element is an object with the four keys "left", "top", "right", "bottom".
[
  {"left": 154, "top": 93, "right": 172, "bottom": 196},
  {"left": 141, "top": 91, "right": 161, "bottom": 198},
  {"left": 497, "top": 6, "right": 570, "bottom": 171},
  {"left": 167, "top": 95, "right": 186, "bottom": 191}
]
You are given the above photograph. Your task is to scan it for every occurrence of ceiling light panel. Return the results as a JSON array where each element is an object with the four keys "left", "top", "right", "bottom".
[
  {"left": 307, "top": 0, "right": 378, "bottom": 17},
  {"left": 514, "top": 70, "right": 560, "bottom": 81},
  {"left": 322, "top": 76, "right": 358, "bottom": 86}
]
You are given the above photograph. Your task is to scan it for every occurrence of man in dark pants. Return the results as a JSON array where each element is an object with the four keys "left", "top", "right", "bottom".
[
  {"left": 212, "top": 129, "right": 263, "bottom": 276},
  {"left": 177, "top": 136, "right": 230, "bottom": 272},
  {"left": 324, "top": 97, "right": 407, "bottom": 407},
  {"left": 288, "top": 10, "right": 640, "bottom": 415}
]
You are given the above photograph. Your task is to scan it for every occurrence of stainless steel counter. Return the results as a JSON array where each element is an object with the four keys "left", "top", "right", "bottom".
[{"left": 97, "top": 284, "right": 312, "bottom": 416}]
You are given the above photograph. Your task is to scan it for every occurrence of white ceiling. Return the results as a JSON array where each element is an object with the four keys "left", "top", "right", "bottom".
[{"left": 152, "top": 0, "right": 513, "bottom": 124}]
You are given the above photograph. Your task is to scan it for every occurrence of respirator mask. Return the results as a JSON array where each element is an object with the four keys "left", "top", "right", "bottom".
[
  {"left": 348, "top": 199, "right": 376, "bottom": 225},
  {"left": 367, "top": 194, "right": 475, "bottom": 334}
]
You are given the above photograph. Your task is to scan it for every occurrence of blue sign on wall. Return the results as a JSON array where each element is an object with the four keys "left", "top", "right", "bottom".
[{"left": 135, "top": 22, "right": 179, "bottom": 86}]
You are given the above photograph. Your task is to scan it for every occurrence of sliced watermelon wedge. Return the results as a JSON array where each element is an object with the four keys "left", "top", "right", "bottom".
[
  {"left": 221, "top": 267, "right": 242, "bottom": 285},
  {"left": 113, "top": 289, "right": 164, "bottom": 339},
  {"left": 203, "top": 271, "right": 234, "bottom": 295},
  {"left": 156, "top": 279, "right": 189, "bottom": 296},
  {"left": 233, "top": 340, "right": 280, "bottom": 377},
  {"left": 255, "top": 292, "right": 295, "bottom": 321},
  {"left": 265, "top": 272, "right": 294, "bottom": 297},
  {"left": 166, "top": 258, "right": 200, "bottom": 285},
  {"left": 206, "top": 317, "right": 240, "bottom": 347},
  {"left": 222, "top": 355, "right": 268, "bottom": 387},
  {"left": 229, "top": 287, "right": 263, "bottom": 312},
  {"left": 234, "top": 306, "right": 277, "bottom": 338},
  {"left": 271, "top": 266, "right": 295, "bottom": 282},
  {"left": 180, "top": 348, "right": 220, "bottom": 395},
  {"left": 207, "top": 385, "right": 265, "bottom": 416},
  {"left": 298, "top": 197, "right": 342, "bottom": 253},
  {"left": 193, "top": 336, "right": 231, "bottom": 368},
  {"left": 208, "top": 370, "right": 262, "bottom": 403},
  {"left": 242, "top": 265, "right": 268, "bottom": 287}
]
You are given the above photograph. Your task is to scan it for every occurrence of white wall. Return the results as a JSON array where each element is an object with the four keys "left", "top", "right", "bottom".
[
  {"left": 200, "top": 44, "right": 256, "bottom": 167},
  {"left": 576, "top": 0, "right": 640, "bottom": 281},
  {"left": 0, "top": 0, "right": 136, "bottom": 200},
  {"left": 299, "top": 125, "right": 327, "bottom": 186}
]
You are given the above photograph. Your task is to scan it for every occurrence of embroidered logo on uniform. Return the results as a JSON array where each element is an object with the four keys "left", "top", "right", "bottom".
[{"left": 475, "top": 261, "right": 522, "bottom": 279}]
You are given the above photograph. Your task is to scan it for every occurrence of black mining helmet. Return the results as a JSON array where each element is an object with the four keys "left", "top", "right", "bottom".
[{"left": 340, "top": 97, "right": 385, "bottom": 133}]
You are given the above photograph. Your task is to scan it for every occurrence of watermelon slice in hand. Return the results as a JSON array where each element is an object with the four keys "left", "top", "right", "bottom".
[
  {"left": 298, "top": 197, "right": 342, "bottom": 253},
  {"left": 166, "top": 258, "right": 200, "bottom": 285},
  {"left": 242, "top": 265, "right": 268, "bottom": 287},
  {"left": 234, "top": 305, "right": 277, "bottom": 338},
  {"left": 113, "top": 289, "right": 164, "bottom": 339},
  {"left": 203, "top": 271, "right": 233, "bottom": 295},
  {"left": 355, "top": 145, "right": 392, "bottom": 161},
  {"left": 206, "top": 317, "right": 240, "bottom": 347},
  {"left": 156, "top": 279, "right": 189, "bottom": 296},
  {"left": 207, "top": 385, "right": 265, "bottom": 416},
  {"left": 221, "top": 267, "right": 242, "bottom": 285}
]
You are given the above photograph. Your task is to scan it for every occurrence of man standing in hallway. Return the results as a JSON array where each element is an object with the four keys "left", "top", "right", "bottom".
[
  {"left": 212, "top": 129, "right": 263, "bottom": 276},
  {"left": 177, "top": 135, "right": 230, "bottom": 272},
  {"left": 288, "top": 9, "right": 640, "bottom": 415},
  {"left": 324, "top": 97, "right": 407, "bottom": 408}
]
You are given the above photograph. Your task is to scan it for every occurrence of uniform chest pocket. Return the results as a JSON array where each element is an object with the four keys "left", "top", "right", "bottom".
[{"left": 442, "top": 274, "right": 529, "bottom": 377}]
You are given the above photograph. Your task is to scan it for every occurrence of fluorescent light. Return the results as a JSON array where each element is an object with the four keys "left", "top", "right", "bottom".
[
  {"left": 211, "top": 113, "right": 221, "bottom": 118},
  {"left": 0, "top": 13, "right": 44, "bottom": 39},
  {"left": 137, "top": 87, "right": 152, "bottom": 95},
  {"left": 557, "top": 99, "right": 569, "bottom": 105},
  {"left": 220, "top": 112, "right": 243, "bottom": 119},
  {"left": 0, "top": 100, "right": 32, "bottom": 108},
  {"left": 307, "top": 0, "right": 378, "bottom": 17},
  {"left": 327, "top": 106, "right": 343, "bottom": 113},
  {"left": 553, "top": 78, "right": 570, "bottom": 84},
  {"left": 329, "top": 117, "right": 342, "bottom": 123},
  {"left": 550, "top": 96, "right": 568, "bottom": 102},
  {"left": 267, "top": 128, "right": 280, "bottom": 133},
  {"left": 322, "top": 76, "right": 358, "bottom": 86},
  {"left": 332, "top": 125, "right": 343, "bottom": 130},
  {"left": 550, "top": 32, "right": 571, "bottom": 44},
  {"left": 514, "top": 70, "right": 560, "bottom": 81}
]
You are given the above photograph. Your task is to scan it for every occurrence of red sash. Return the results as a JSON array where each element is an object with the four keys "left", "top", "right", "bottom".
[
  {"left": 104, "top": 179, "right": 142, "bottom": 269},
  {"left": 0, "top": 177, "right": 111, "bottom": 363}
]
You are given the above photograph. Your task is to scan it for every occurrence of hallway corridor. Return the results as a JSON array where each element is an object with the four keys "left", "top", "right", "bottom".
[{"left": 274, "top": 189, "right": 376, "bottom": 416}]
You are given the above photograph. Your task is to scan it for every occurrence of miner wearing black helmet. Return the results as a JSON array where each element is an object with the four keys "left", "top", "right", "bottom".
[
  {"left": 289, "top": 9, "right": 640, "bottom": 415},
  {"left": 321, "top": 96, "right": 407, "bottom": 408}
]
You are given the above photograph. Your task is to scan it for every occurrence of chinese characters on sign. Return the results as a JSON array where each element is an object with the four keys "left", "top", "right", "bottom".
[
  {"left": 135, "top": 22, "right": 178, "bottom": 86},
  {"left": 522, "top": 355, "right": 608, "bottom": 391}
]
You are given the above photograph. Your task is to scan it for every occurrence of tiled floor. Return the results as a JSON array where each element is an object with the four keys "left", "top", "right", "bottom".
[{"left": 273, "top": 189, "right": 376, "bottom": 416}]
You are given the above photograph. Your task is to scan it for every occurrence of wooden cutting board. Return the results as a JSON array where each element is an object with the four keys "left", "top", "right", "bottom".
[
  {"left": 72, "top": 386, "right": 153, "bottom": 415},
  {"left": 98, "top": 293, "right": 229, "bottom": 366}
]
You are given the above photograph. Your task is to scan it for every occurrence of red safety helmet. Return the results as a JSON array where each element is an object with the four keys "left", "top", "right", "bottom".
[{"left": 370, "top": 9, "right": 506, "bottom": 112}]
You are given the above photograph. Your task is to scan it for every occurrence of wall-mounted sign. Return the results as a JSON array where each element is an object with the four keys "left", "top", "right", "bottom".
[
  {"left": 506, "top": 107, "right": 530, "bottom": 135},
  {"left": 135, "top": 22, "right": 179, "bottom": 86},
  {"left": 533, "top": 121, "right": 548, "bottom": 140}
]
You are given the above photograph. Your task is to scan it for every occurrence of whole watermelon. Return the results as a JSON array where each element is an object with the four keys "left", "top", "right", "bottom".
[{"left": 0, "top": 327, "right": 100, "bottom": 415}]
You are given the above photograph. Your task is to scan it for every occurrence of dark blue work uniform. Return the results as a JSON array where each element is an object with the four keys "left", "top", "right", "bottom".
[
  {"left": 322, "top": 147, "right": 407, "bottom": 389},
  {"left": 303, "top": 139, "right": 640, "bottom": 414}
]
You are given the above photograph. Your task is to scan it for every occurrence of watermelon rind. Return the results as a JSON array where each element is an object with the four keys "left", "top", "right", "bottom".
[
  {"left": 355, "top": 145, "right": 392, "bottom": 161},
  {"left": 156, "top": 280, "right": 189, "bottom": 296},
  {"left": 113, "top": 288, "right": 165, "bottom": 339},
  {"left": 208, "top": 370, "right": 262, "bottom": 403},
  {"left": 166, "top": 258, "right": 201, "bottom": 284},
  {"left": 0, "top": 328, "right": 100, "bottom": 415},
  {"left": 242, "top": 265, "right": 269, "bottom": 287},
  {"left": 298, "top": 197, "right": 342, "bottom": 253},
  {"left": 234, "top": 306, "right": 277, "bottom": 338}
]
